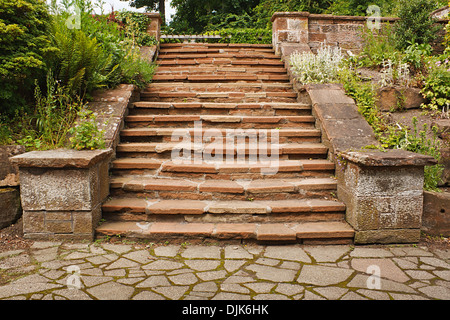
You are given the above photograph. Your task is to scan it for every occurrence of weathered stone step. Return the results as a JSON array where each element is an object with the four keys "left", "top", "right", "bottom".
[
  {"left": 155, "top": 67, "right": 287, "bottom": 74},
  {"left": 124, "top": 115, "right": 314, "bottom": 129},
  {"left": 158, "top": 52, "right": 280, "bottom": 60},
  {"left": 151, "top": 74, "right": 290, "bottom": 82},
  {"left": 110, "top": 177, "right": 337, "bottom": 201},
  {"left": 157, "top": 59, "right": 285, "bottom": 67},
  {"left": 160, "top": 43, "right": 274, "bottom": 50},
  {"left": 102, "top": 197, "right": 345, "bottom": 215},
  {"left": 120, "top": 127, "right": 320, "bottom": 140},
  {"left": 96, "top": 220, "right": 354, "bottom": 243},
  {"left": 116, "top": 142, "right": 328, "bottom": 158},
  {"left": 131, "top": 101, "right": 310, "bottom": 110},
  {"left": 110, "top": 159, "right": 335, "bottom": 178},
  {"left": 147, "top": 82, "right": 292, "bottom": 92}
]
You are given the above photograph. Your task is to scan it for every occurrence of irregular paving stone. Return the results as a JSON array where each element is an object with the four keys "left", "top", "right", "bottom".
[
  {"left": 142, "top": 260, "right": 184, "bottom": 270},
  {"left": 244, "top": 282, "right": 276, "bottom": 294},
  {"left": 0, "top": 274, "right": 62, "bottom": 299},
  {"left": 303, "top": 246, "right": 351, "bottom": 262},
  {"left": 420, "top": 257, "right": 450, "bottom": 269},
  {"left": 185, "top": 260, "right": 221, "bottom": 271},
  {"left": 275, "top": 283, "right": 304, "bottom": 296},
  {"left": 196, "top": 270, "right": 227, "bottom": 281},
  {"left": 313, "top": 287, "right": 348, "bottom": 300},
  {"left": 169, "top": 272, "right": 198, "bottom": 285},
  {"left": 192, "top": 282, "right": 218, "bottom": 292},
  {"left": 224, "top": 260, "right": 246, "bottom": 273},
  {"left": 350, "top": 248, "right": 394, "bottom": 258},
  {"left": 153, "top": 245, "right": 180, "bottom": 257},
  {"left": 102, "top": 244, "right": 132, "bottom": 254},
  {"left": 123, "top": 250, "right": 152, "bottom": 264},
  {"left": 418, "top": 285, "right": 450, "bottom": 300},
  {"left": 136, "top": 276, "right": 171, "bottom": 288},
  {"left": 297, "top": 265, "right": 354, "bottom": 286},
  {"left": 433, "top": 270, "right": 450, "bottom": 281},
  {"left": 0, "top": 250, "right": 24, "bottom": 259},
  {"left": 181, "top": 246, "right": 221, "bottom": 259},
  {"left": 224, "top": 246, "right": 253, "bottom": 259},
  {"left": 87, "top": 282, "right": 135, "bottom": 300},
  {"left": 153, "top": 286, "right": 189, "bottom": 300},
  {"left": 356, "top": 289, "right": 391, "bottom": 300},
  {"left": 350, "top": 258, "right": 410, "bottom": 283},
  {"left": 404, "top": 270, "right": 435, "bottom": 280},
  {"left": 263, "top": 246, "right": 311, "bottom": 263},
  {"left": 253, "top": 294, "right": 290, "bottom": 300},
  {"left": 105, "top": 258, "right": 140, "bottom": 270},
  {"left": 81, "top": 276, "right": 114, "bottom": 287},
  {"left": 346, "top": 274, "right": 416, "bottom": 293},
  {"left": 31, "top": 241, "right": 62, "bottom": 249},
  {"left": 221, "top": 284, "right": 250, "bottom": 294},
  {"left": 0, "top": 254, "right": 31, "bottom": 270},
  {"left": 340, "top": 292, "right": 368, "bottom": 300},
  {"left": 51, "top": 289, "right": 93, "bottom": 300},
  {"left": 212, "top": 292, "right": 251, "bottom": 300},
  {"left": 132, "top": 291, "right": 166, "bottom": 300},
  {"left": 246, "top": 264, "right": 297, "bottom": 282}
]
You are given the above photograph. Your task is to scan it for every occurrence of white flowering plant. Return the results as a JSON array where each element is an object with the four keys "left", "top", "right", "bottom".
[{"left": 289, "top": 44, "right": 345, "bottom": 84}]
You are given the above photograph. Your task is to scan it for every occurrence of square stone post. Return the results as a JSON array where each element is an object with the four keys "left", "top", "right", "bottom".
[
  {"left": 144, "top": 13, "right": 162, "bottom": 42},
  {"left": 336, "top": 150, "right": 437, "bottom": 244},
  {"left": 272, "top": 12, "right": 311, "bottom": 57},
  {"left": 10, "top": 149, "right": 113, "bottom": 240}
]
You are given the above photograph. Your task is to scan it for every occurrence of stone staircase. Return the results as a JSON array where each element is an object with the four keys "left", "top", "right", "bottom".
[{"left": 96, "top": 43, "right": 354, "bottom": 243}]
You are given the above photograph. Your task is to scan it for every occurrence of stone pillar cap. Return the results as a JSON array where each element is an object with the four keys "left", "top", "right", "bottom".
[
  {"left": 271, "top": 12, "right": 310, "bottom": 22},
  {"left": 339, "top": 149, "right": 437, "bottom": 167},
  {"left": 10, "top": 148, "right": 113, "bottom": 169},
  {"left": 143, "top": 12, "right": 163, "bottom": 23}
]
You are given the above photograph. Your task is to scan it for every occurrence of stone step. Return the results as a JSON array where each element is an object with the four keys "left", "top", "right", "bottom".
[
  {"left": 156, "top": 59, "right": 285, "bottom": 67},
  {"left": 115, "top": 142, "right": 328, "bottom": 159},
  {"left": 110, "top": 159, "right": 335, "bottom": 178},
  {"left": 151, "top": 74, "right": 290, "bottom": 82},
  {"left": 160, "top": 43, "right": 274, "bottom": 49},
  {"left": 101, "top": 197, "right": 345, "bottom": 219},
  {"left": 155, "top": 66, "right": 288, "bottom": 75},
  {"left": 124, "top": 114, "right": 314, "bottom": 129},
  {"left": 157, "top": 52, "right": 280, "bottom": 60},
  {"left": 96, "top": 218, "right": 353, "bottom": 243},
  {"left": 120, "top": 127, "right": 320, "bottom": 144},
  {"left": 145, "top": 83, "right": 293, "bottom": 92},
  {"left": 109, "top": 177, "right": 337, "bottom": 201},
  {"left": 131, "top": 101, "right": 310, "bottom": 111}
]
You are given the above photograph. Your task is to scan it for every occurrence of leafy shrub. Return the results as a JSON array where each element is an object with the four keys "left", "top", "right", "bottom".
[
  {"left": 290, "top": 44, "right": 345, "bottom": 84},
  {"left": 115, "top": 11, "right": 158, "bottom": 46},
  {"left": 0, "top": 0, "right": 55, "bottom": 115},
  {"left": 393, "top": 0, "right": 440, "bottom": 50},
  {"left": 358, "top": 24, "right": 400, "bottom": 68},
  {"left": 421, "top": 56, "right": 450, "bottom": 115},
  {"left": 68, "top": 109, "right": 105, "bottom": 150},
  {"left": 47, "top": 16, "right": 118, "bottom": 98},
  {"left": 204, "top": 28, "right": 272, "bottom": 44},
  {"left": 403, "top": 43, "right": 432, "bottom": 70}
]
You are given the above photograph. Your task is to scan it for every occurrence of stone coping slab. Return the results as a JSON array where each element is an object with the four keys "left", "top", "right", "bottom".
[
  {"left": 10, "top": 149, "right": 113, "bottom": 169},
  {"left": 339, "top": 149, "right": 437, "bottom": 167}
]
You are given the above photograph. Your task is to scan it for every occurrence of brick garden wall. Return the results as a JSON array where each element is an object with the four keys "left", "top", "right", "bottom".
[{"left": 272, "top": 12, "right": 448, "bottom": 56}]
